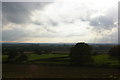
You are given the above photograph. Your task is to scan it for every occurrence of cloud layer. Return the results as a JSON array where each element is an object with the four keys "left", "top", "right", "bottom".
[
  {"left": 2, "top": 2, "right": 50, "bottom": 25},
  {"left": 2, "top": 0, "right": 119, "bottom": 43}
]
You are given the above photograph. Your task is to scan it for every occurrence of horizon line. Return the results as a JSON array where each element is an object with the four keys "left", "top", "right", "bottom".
[{"left": 1, "top": 41, "right": 119, "bottom": 44}]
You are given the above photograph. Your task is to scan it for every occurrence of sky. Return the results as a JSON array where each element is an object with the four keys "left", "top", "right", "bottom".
[{"left": 1, "top": 0, "right": 119, "bottom": 43}]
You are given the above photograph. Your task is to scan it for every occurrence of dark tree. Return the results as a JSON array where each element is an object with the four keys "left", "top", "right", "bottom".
[
  {"left": 43, "top": 50, "right": 52, "bottom": 54},
  {"left": 70, "top": 42, "right": 93, "bottom": 65},
  {"left": 93, "top": 51, "right": 98, "bottom": 55},
  {"left": 7, "top": 48, "right": 18, "bottom": 62},
  {"left": 34, "top": 49, "right": 42, "bottom": 55},
  {"left": 108, "top": 46, "right": 120, "bottom": 58},
  {"left": 15, "top": 54, "right": 28, "bottom": 63}
]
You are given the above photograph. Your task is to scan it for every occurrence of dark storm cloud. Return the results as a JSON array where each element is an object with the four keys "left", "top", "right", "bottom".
[
  {"left": 90, "top": 15, "right": 116, "bottom": 29},
  {"left": 2, "top": 2, "right": 50, "bottom": 25}
]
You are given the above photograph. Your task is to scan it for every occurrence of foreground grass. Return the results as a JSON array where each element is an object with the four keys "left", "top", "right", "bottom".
[
  {"left": 2, "top": 64, "right": 120, "bottom": 78},
  {"left": 2, "top": 54, "right": 120, "bottom": 78},
  {"left": 2, "top": 55, "right": 8, "bottom": 61}
]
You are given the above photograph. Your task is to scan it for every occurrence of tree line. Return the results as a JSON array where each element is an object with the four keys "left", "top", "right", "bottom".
[{"left": 2, "top": 42, "right": 119, "bottom": 65}]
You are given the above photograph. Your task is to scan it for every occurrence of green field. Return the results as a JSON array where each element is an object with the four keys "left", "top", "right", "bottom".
[
  {"left": 3, "top": 53, "right": 120, "bottom": 66},
  {"left": 92, "top": 54, "right": 120, "bottom": 67},
  {"left": 2, "top": 53, "right": 120, "bottom": 78},
  {"left": 27, "top": 54, "right": 69, "bottom": 60},
  {"left": 3, "top": 64, "right": 120, "bottom": 78}
]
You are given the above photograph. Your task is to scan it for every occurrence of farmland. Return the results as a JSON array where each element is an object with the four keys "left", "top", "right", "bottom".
[
  {"left": 3, "top": 64, "right": 120, "bottom": 78},
  {"left": 2, "top": 43, "right": 120, "bottom": 79},
  {"left": 3, "top": 53, "right": 120, "bottom": 67},
  {"left": 2, "top": 53, "right": 120, "bottom": 78}
]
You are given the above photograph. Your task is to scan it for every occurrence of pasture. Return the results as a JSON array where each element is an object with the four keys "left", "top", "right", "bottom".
[
  {"left": 2, "top": 64, "right": 120, "bottom": 78},
  {"left": 2, "top": 53, "right": 120, "bottom": 78},
  {"left": 3, "top": 53, "right": 120, "bottom": 66}
]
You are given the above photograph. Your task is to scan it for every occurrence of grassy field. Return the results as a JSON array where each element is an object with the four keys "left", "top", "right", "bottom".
[
  {"left": 2, "top": 53, "right": 120, "bottom": 66},
  {"left": 27, "top": 53, "right": 69, "bottom": 60},
  {"left": 2, "top": 53, "right": 120, "bottom": 78},
  {"left": 2, "top": 64, "right": 120, "bottom": 78},
  {"left": 92, "top": 54, "right": 120, "bottom": 67}
]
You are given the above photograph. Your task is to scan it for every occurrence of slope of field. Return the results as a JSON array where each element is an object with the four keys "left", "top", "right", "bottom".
[
  {"left": 2, "top": 64, "right": 120, "bottom": 78},
  {"left": 2, "top": 53, "right": 120, "bottom": 78},
  {"left": 3, "top": 53, "right": 120, "bottom": 66}
]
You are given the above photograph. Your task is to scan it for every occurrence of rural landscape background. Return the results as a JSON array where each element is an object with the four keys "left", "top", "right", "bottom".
[
  {"left": 1, "top": 0, "right": 120, "bottom": 79},
  {"left": 2, "top": 42, "right": 120, "bottom": 79}
]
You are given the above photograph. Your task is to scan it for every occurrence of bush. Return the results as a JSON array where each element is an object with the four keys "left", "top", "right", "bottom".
[
  {"left": 70, "top": 42, "right": 93, "bottom": 65},
  {"left": 108, "top": 46, "right": 120, "bottom": 59},
  {"left": 15, "top": 54, "right": 28, "bottom": 63},
  {"left": 7, "top": 48, "right": 18, "bottom": 62}
]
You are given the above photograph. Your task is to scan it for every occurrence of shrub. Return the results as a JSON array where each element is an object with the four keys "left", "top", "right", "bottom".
[{"left": 70, "top": 42, "right": 93, "bottom": 65}]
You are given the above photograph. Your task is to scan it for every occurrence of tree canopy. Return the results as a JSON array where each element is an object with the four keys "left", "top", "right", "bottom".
[
  {"left": 70, "top": 42, "right": 93, "bottom": 65},
  {"left": 108, "top": 45, "right": 120, "bottom": 58}
]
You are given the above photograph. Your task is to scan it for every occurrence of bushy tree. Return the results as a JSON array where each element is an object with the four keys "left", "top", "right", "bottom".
[
  {"left": 7, "top": 48, "right": 18, "bottom": 62},
  {"left": 70, "top": 42, "right": 93, "bottom": 65},
  {"left": 15, "top": 54, "right": 28, "bottom": 63},
  {"left": 34, "top": 49, "right": 42, "bottom": 55},
  {"left": 108, "top": 45, "right": 120, "bottom": 58},
  {"left": 93, "top": 51, "right": 99, "bottom": 55}
]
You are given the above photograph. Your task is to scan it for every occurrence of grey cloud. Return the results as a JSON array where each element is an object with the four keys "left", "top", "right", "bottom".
[
  {"left": 0, "top": 2, "right": 2, "bottom": 41},
  {"left": 90, "top": 15, "right": 115, "bottom": 29},
  {"left": 2, "top": 1, "right": 118, "bottom": 43},
  {"left": 66, "top": 33, "right": 84, "bottom": 37},
  {"left": 33, "top": 19, "right": 58, "bottom": 27},
  {"left": 45, "top": 27, "right": 57, "bottom": 33},
  {"left": 2, "top": 26, "right": 57, "bottom": 41},
  {"left": 2, "top": 2, "right": 51, "bottom": 25},
  {"left": 33, "top": 21, "right": 42, "bottom": 25},
  {"left": 32, "top": 33, "right": 57, "bottom": 38},
  {"left": 49, "top": 20, "right": 58, "bottom": 26},
  {"left": 44, "top": 18, "right": 59, "bottom": 26},
  {"left": 118, "top": 1, "right": 120, "bottom": 44},
  {"left": 96, "top": 31, "right": 118, "bottom": 43},
  {"left": 0, "top": 2, "right": 1, "bottom": 24},
  {"left": 2, "top": 2, "right": 53, "bottom": 41},
  {"left": 119, "top": 2, "right": 120, "bottom": 21},
  {"left": 2, "top": 28, "right": 28, "bottom": 41}
]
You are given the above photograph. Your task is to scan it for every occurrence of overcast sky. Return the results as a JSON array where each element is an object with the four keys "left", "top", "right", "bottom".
[{"left": 2, "top": 0, "right": 119, "bottom": 43}]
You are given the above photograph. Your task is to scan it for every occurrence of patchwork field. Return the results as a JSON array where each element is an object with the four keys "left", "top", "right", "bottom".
[
  {"left": 2, "top": 53, "right": 120, "bottom": 78},
  {"left": 3, "top": 53, "right": 120, "bottom": 66}
]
